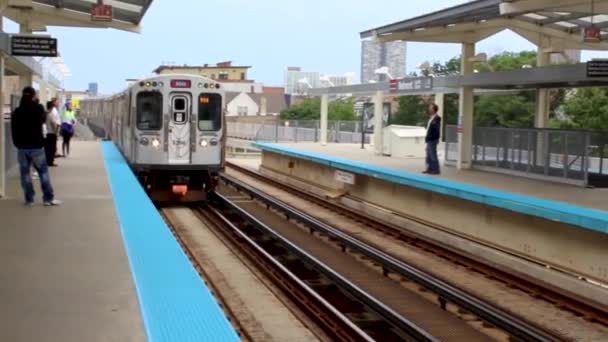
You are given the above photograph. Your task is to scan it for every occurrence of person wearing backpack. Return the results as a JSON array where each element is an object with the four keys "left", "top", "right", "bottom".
[{"left": 11, "top": 86, "right": 61, "bottom": 206}]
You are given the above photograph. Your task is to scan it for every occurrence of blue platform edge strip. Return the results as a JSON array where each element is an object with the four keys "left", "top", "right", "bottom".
[
  {"left": 100, "top": 142, "right": 240, "bottom": 342},
  {"left": 254, "top": 142, "right": 608, "bottom": 234}
]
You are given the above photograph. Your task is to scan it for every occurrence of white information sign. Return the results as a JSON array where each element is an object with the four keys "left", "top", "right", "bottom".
[{"left": 335, "top": 170, "right": 355, "bottom": 185}]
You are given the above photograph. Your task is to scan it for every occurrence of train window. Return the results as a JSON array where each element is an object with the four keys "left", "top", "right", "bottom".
[
  {"left": 136, "top": 92, "right": 163, "bottom": 130},
  {"left": 198, "top": 93, "right": 221, "bottom": 131},
  {"left": 174, "top": 98, "right": 186, "bottom": 111}
]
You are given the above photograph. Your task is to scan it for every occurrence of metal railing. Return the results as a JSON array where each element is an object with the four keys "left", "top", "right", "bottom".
[
  {"left": 227, "top": 120, "right": 371, "bottom": 144},
  {"left": 445, "top": 125, "right": 608, "bottom": 187}
]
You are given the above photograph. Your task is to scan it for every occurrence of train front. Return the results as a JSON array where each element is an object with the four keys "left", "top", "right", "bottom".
[{"left": 133, "top": 75, "right": 225, "bottom": 202}]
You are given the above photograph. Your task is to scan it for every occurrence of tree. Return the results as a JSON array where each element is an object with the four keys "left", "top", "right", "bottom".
[
  {"left": 474, "top": 94, "right": 535, "bottom": 127},
  {"left": 280, "top": 97, "right": 356, "bottom": 121},
  {"left": 561, "top": 88, "right": 608, "bottom": 130},
  {"left": 391, "top": 95, "right": 427, "bottom": 126},
  {"left": 280, "top": 98, "right": 321, "bottom": 120}
]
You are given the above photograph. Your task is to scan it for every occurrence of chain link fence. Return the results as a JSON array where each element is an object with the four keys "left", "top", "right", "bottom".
[
  {"left": 228, "top": 120, "right": 371, "bottom": 144},
  {"left": 445, "top": 125, "right": 608, "bottom": 187}
]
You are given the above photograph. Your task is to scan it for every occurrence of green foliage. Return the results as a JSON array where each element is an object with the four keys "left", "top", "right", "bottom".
[
  {"left": 391, "top": 96, "right": 427, "bottom": 126},
  {"left": 329, "top": 97, "right": 357, "bottom": 121},
  {"left": 479, "top": 51, "right": 537, "bottom": 72},
  {"left": 562, "top": 88, "right": 608, "bottom": 130},
  {"left": 443, "top": 94, "right": 459, "bottom": 125},
  {"left": 280, "top": 98, "right": 321, "bottom": 120},
  {"left": 474, "top": 94, "right": 535, "bottom": 128},
  {"left": 280, "top": 97, "right": 356, "bottom": 121}
]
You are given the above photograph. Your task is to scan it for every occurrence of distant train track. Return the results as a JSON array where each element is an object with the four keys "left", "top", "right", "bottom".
[
  {"left": 194, "top": 191, "right": 439, "bottom": 341},
  {"left": 221, "top": 162, "right": 608, "bottom": 341},
  {"left": 216, "top": 170, "right": 566, "bottom": 341}
]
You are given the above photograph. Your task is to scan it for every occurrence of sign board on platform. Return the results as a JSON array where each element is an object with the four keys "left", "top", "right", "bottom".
[
  {"left": 91, "top": 3, "right": 113, "bottom": 21},
  {"left": 587, "top": 60, "right": 608, "bottom": 77},
  {"left": 583, "top": 27, "right": 601, "bottom": 43},
  {"left": 10, "top": 35, "right": 57, "bottom": 57},
  {"left": 389, "top": 77, "right": 433, "bottom": 93},
  {"left": 362, "top": 102, "right": 391, "bottom": 133},
  {"left": 335, "top": 170, "right": 355, "bottom": 185}
]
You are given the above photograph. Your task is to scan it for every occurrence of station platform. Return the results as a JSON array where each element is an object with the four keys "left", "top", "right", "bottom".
[
  {"left": 257, "top": 142, "right": 608, "bottom": 211},
  {"left": 245, "top": 142, "right": 608, "bottom": 297},
  {"left": 0, "top": 141, "right": 239, "bottom": 342}
]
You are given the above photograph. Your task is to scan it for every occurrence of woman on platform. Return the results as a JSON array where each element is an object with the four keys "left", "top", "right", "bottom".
[{"left": 61, "top": 102, "right": 76, "bottom": 157}]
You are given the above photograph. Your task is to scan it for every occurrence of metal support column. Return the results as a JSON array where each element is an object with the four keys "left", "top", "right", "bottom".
[
  {"left": 320, "top": 94, "right": 328, "bottom": 146},
  {"left": 373, "top": 90, "right": 384, "bottom": 155},
  {"left": 457, "top": 42, "right": 475, "bottom": 170},
  {"left": 535, "top": 47, "right": 551, "bottom": 167},
  {"left": 535, "top": 50, "right": 551, "bottom": 129}
]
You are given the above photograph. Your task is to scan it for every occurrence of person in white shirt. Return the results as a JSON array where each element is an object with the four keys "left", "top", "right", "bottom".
[{"left": 44, "top": 98, "right": 61, "bottom": 166}]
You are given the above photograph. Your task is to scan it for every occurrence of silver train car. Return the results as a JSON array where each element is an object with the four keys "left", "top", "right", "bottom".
[{"left": 80, "top": 75, "right": 226, "bottom": 202}]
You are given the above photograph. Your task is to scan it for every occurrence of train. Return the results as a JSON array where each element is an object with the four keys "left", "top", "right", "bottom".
[{"left": 80, "top": 74, "right": 226, "bottom": 202}]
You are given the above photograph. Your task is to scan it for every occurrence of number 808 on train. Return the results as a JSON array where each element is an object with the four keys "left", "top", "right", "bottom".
[{"left": 80, "top": 75, "right": 226, "bottom": 202}]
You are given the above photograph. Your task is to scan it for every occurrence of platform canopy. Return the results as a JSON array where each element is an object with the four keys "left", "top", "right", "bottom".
[
  {"left": 1, "top": 0, "right": 153, "bottom": 33},
  {"left": 360, "top": 0, "right": 608, "bottom": 50}
]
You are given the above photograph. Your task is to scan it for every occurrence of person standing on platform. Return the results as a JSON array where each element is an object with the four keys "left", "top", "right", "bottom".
[
  {"left": 45, "top": 99, "right": 60, "bottom": 166},
  {"left": 423, "top": 103, "right": 441, "bottom": 175},
  {"left": 61, "top": 101, "right": 76, "bottom": 157},
  {"left": 11, "top": 86, "right": 61, "bottom": 206}
]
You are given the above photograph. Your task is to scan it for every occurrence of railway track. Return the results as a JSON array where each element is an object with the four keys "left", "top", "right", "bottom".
[
  {"left": 224, "top": 162, "right": 608, "bottom": 327},
  {"left": 195, "top": 192, "right": 441, "bottom": 341},
  {"left": 216, "top": 170, "right": 562, "bottom": 342}
]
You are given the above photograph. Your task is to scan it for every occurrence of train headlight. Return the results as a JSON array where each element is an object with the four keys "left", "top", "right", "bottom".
[
  {"left": 200, "top": 139, "right": 209, "bottom": 148},
  {"left": 210, "top": 138, "right": 218, "bottom": 146},
  {"left": 152, "top": 138, "right": 160, "bottom": 148},
  {"left": 140, "top": 137, "right": 149, "bottom": 146}
]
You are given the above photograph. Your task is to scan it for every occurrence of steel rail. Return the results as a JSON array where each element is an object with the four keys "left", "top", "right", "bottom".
[
  {"left": 220, "top": 172, "right": 560, "bottom": 342},
  {"left": 209, "top": 191, "right": 440, "bottom": 342}
]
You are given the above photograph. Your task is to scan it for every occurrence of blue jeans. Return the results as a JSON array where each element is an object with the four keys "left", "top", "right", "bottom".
[
  {"left": 18, "top": 148, "right": 55, "bottom": 203},
  {"left": 426, "top": 140, "right": 440, "bottom": 172}
]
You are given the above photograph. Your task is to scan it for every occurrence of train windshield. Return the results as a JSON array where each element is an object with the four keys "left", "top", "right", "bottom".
[
  {"left": 198, "top": 93, "right": 222, "bottom": 131},
  {"left": 136, "top": 92, "right": 163, "bottom": 130}
]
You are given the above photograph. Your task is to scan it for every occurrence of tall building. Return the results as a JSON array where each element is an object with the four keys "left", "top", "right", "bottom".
[
  {"left": 361, "top": 40, "right": 407, "bottom": 83},
  {"left": 284, "top": 67, "right": 320, "bottom": 95},
  {"left": 87, "top": 82, "right": 98, "bottom": 96}
]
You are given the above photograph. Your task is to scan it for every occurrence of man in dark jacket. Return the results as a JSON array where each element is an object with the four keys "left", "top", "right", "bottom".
[
  {"left": 11, "top": 86, "right": 61, "bottom": 206},
  {"left": 423, "top": 103, "right": 441, "bottom": 175}
]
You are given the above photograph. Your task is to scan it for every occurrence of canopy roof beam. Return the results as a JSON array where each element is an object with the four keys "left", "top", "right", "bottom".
[
  {"left": 4, "top": 2, "right": 142, "bottom": 32},
  {"left": 362, "top": 0, "right": 608, "bottom": 50},
  {"left": 500, "top": 0, "right": 608, "bottom": 15}
]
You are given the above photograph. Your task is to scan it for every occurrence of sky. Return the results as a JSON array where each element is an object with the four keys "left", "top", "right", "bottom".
[{"left": 5, "top": 0, "right": 608, "bottom": 94}]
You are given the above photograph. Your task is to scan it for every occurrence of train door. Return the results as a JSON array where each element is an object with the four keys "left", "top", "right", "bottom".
[{"left": 168, "top": 94, "right": 191, "bottom": 164}]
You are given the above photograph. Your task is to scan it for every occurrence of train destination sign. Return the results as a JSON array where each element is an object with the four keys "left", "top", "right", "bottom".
[{"left": 10, "top": 35, "right": 57, "bottom": 57}]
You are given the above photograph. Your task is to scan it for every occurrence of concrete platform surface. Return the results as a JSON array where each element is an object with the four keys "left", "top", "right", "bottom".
[
  {"left": 0, "top": 141, "right": 146, "bottom": 342},
  {"left": 259, "top": 142, "right": 608, "bottom": 211}
]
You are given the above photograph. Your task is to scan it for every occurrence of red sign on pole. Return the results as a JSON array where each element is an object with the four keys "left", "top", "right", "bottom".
[
  {"left": 583, "top": 27, "right": 601, "bottom": 43},
  {"left": 91, "top": 3, "right": 113, "bottom": 21}
]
